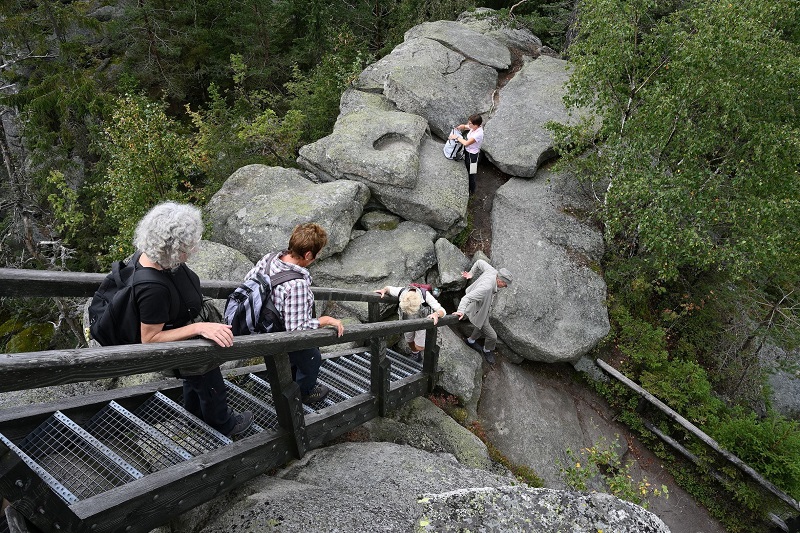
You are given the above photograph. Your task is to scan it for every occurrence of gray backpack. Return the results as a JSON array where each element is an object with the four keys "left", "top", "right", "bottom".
[{"left": 224, "top": 256, "right": 304, "bottom": 335}]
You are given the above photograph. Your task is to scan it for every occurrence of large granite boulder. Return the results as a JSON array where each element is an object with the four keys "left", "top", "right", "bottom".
[
  {"left": 435, "top": 238, "right": 470, "bottom": 290},
  {"left": 186, "top": 240, "right": 253, "bottom": 283},
  {"left": 421, "top": 486, "right": 670, "bottom": 532},
  {"left": 310, "top": 222, "right": 437, "bottom": 320},
  {"left": 404, "top": 21, "right": 511, "bottom": 70},
  {"left": 178, "top": 442, "right": 668, "bottom": 533},
  {"left": 339, "top": 87, "right": 397, "bottom": 115},
  {"left": 457, "top": 8, "right": 543, "bottom": 55},
  {"left": 204, "top": 165, "right": 369, "bottom": 262},
  {"left": 490, "top": 166, "right": 609, "bottom": 363},
  {"left": 363, "top": 397, "right": 494, "bottom": 470},
  {"left": 297, "top": 109, "right": 427, "bottom": 188},
  {"left": 437, "top": 326, "right": 483, "bottom": 414},
  {"left": 300, "top": 127, "right": 468, "bottom": 235},
  {"left": 357, "top": 37, "right": 497, "bottom": 139},
  {"left": 482, "top": 55, "right": 581, "bottom": 177}
]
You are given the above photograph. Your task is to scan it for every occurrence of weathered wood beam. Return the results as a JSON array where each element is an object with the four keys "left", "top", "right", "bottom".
[
  {"left": 66, "top": 428, "right": 297, "bottom": 533},
  {"left": 596, "top": 358, "right": 800, "bottom": 513},
  {"left": 0, "top": 317, "right": 459, "bottom": 394},
  {"left": 0, "top": 268, "right": 394, "bottom": 303}
]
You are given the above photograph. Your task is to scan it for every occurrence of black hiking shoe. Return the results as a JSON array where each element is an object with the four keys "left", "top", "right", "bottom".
[
  {"left": 482, "top": 350, "right": 496, "bottom": 365},
  {"left": 227, "top": 411, "right": 254, "bottom": 437},
  {"left": 409, "top": 351, "right": 422, "bottom": 362},
  {"left": 302, "top": 384, "right": 330, "bottom": 405},
  {"left": 466, "top": 339, "right": 483, "bottom": 354}
]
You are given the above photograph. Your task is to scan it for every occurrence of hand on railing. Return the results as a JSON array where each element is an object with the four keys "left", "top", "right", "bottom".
[{"left": 319, "top": 316, "right": 344, "bottom": 337}]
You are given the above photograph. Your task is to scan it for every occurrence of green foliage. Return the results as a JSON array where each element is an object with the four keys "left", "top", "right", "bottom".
[
  {"left": 559, "top": 436, "right": 668, "bottom": 508},
  {"left": 556, "top": 0, "right": 800, "bottom": 285},
  {"left": 46, "top": 171, "right": 85, "bottom": 245},
  {"left": 5, "top": 323, "right": 55, "bottom": 353},
  {"left": 285, "top": 29, "right": 372, "bottom": 140},
  {"left": 711, "top": 411, "right": 800, "bottom": 501},
  {"left": 100, "top": 94, "right": 197, "bottom": 259}
]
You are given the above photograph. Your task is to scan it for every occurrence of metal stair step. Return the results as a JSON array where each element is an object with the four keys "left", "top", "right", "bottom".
[
  {"left": 318, "top": 361, "right": 369, "bottom": 397},
  {"left": 237, "top": 373, "right": 315, "bottom": 415},
  {"left": 84, "top": 401, "right": 194, "bottom": 474},
  {"left": 134, "top": 392, "right": 231, "bottom": 455},
  {"left": 352, "top": 352, "right": 410, "bottom": 381},
  {"left": 223, "top": 379, "right": 277, "bottom": 431},
  {"left": 386, "top": 349, "right": 423, "bottom": 376},
  {"left": 3, "top": 412, "right": 143, "bottom": 504},
  {"left": 322, "top": 356, "right": 371, "bottom": 390}
]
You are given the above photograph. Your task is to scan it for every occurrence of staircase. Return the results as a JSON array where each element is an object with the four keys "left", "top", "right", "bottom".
[{"left": 0, "top": 349, "right": 423, "bottom": 533}]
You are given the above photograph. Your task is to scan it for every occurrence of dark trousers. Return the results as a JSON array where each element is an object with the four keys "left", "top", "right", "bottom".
[
  {"left": 465, "top": 151, "right": 479, "bottom": 194},
  {"left": 183, "top": 367, "right": 235, "bottom": 435},
  {"left": 288, "top": 347, "right": 322, "bottom": 396}
]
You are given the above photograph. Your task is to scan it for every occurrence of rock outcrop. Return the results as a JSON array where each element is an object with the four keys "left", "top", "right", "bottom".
[
  {"left": 482, "top": 55, "right": 580, "bottom": 177},
  {"left": 490, "top": 164, "right": 610, "bottom": 363},
  {"left": 204, "top": 165, "right": 369, "bottom": 262},
  {"left": 175, "top": 442, "right": 669, "bottom": 533}
]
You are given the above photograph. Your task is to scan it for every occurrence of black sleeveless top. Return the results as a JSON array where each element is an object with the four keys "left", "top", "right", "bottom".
[{"left": 135, "top": 262, "right": 202, "bottom": 330}]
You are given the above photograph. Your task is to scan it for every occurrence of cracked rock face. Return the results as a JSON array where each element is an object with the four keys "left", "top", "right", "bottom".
[
  {"left": 185, "top": 442, "right": 669, "bottom": 533},
  {"left": 357, "top": 37, "right": 497, "bottom": 139},
  {"left": 483, "top": 55, "right": 586, "bottom": 177},
  {"left": 203, "top": 165, "right": 370, "bottom": 262},
  {"left": 489, "top": 165, "right": 610, "bottom": 363},
  {"left": 418, "top": 486, "right": 670, "bottom": 532},
  {"left": 403, "top": 20, "right": 511, "bottom": 70}
]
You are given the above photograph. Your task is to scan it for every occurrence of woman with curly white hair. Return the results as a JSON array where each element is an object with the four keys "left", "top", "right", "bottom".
[
  {"left": 133, "top": 201, "right": 252, "bottom": 437},
  {"left": 374, "top": 284, "right": 445, "bottom": 361}
]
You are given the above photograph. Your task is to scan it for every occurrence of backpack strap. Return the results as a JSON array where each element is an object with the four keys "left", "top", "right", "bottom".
[{"left": 269, "top": 270, "right": 305, "bottom": 287}]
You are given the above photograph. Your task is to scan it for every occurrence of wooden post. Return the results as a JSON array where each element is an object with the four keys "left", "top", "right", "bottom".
[
  {"left": 370, "top": 337, "right": 390, "bottom": 416},
  {"left": 368, "top": 301, "right": 380, "bottom": 324},
  {"left": 423, "top": 325, "right": 439, "bottom": 393},
  {"left": 262, "top": 353, "right": 307, "bottom": 458},
  {"left": 5, "top": 505, "right": 35, "bottom": 533}
]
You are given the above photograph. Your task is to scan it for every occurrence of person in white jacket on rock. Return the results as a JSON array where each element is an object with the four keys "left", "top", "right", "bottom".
[
  {"left": 452, "top": 259, "right": 513, "bottom": 364},
  {"left": 374, "top": 285, "right": 445, "bottom": 361}
]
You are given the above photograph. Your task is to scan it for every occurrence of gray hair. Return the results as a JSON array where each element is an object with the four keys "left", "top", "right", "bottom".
[{"left": 133, "top": 202, "right": 203, "bottom": 270}]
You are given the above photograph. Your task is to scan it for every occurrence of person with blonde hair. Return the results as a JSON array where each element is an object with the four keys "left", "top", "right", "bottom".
[
  {"left": 134, "top": 201, "right": 253, "bottom": 437},
  {"left": 374, "top": 284, "right": 445, "bottom": 361},
  {"left": 246, "top": 223, "right": 344, "bottom": 404}
]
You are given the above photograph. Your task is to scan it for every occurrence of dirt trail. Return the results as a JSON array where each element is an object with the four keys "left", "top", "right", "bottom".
[{"left": 462, "top": 161, "right": 509, "bottom": 259}]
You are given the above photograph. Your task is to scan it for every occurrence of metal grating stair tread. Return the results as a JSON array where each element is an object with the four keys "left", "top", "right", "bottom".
[
  {"left": 85, "top": 401, "right": 194, "bottom": 474},
  {"left": 134, "top": 392, "right": 232, "bottom": 455},
  {"left": 223, "top": 379, "right": 277, "bottom": 430},
  {"left": 13, "top": 412, "right": 143, "bottom": 504}
]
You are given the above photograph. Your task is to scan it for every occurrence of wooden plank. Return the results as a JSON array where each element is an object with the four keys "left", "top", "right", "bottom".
[
  {"left": 0, "top": 269, "right": 394, "bottom": 303},
  {"left": 304, "top": 395, "right": 379, "bottom": 449},
  {"left": 0, "top": 317, "right": 459, "bottom": 394},
  {"left": 5, "top": 505, "right": 39, "bottom": 533},
  {"left": 369, "top": 338, "right": 389, "bottom": 416},
  {"left": 387, "top": 374, "right": 429, "bottom": 411},
  {"left": 597, "top": 358, "right": 800, "bottom": 512},
  {"left": 68, "top": 429, "right": 296, "bottom": 533},
  {"left": 422, "top": 327, "right": 439, "bottom": 392},
  {"left": 263, "top": 352, "right": 307, "bottom": 458}
]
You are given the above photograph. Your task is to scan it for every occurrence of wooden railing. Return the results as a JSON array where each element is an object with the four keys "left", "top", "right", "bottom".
[
  {"left": 596, "top": 359, "right": 800, "bottom": 532},
  {"left": 0, "top": 267, "right": 456, "bottom": 533}
]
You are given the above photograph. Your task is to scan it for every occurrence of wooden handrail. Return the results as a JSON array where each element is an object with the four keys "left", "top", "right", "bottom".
[
  {"left": 0, "top": 316, "right": 459, "bottom": 394},
  {"left": 596, "top": 358, "right": 800, "bottom": 513},
  {"left": 0, "top": 267, "right": 389, "bottom": 302}
]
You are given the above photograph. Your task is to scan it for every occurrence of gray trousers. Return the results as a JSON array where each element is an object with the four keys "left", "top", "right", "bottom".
[{"left": 469, "top": 321, "right": 497, "bottom": 351}]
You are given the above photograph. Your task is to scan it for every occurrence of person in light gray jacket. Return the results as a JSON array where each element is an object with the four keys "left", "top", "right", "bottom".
[{"left": 453, "top": 259, "right": 512, "bottom": 364}]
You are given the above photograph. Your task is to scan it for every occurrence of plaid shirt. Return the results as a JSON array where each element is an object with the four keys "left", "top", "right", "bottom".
[{"left": 245, "top": 251, "right": 319, "bottom": 332}]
